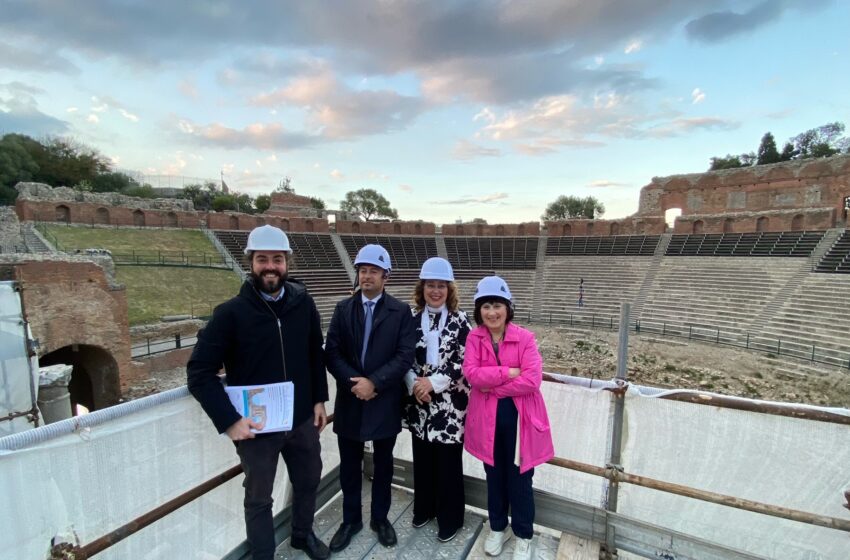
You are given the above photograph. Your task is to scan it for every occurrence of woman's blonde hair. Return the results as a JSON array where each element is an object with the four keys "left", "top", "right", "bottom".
[{"left": 412, "top": 279, "right": 459, "bottom": 313}]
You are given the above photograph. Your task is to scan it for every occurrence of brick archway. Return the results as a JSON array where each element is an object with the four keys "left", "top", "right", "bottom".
[
  {"left": 132, "top": 209, "right": 145, "bottom": 227},
  {"left": 95, "top": 207, "right": 109, "bottom": 225},
  {"left": 39, "top": 344, "right": 120, "bottom": 413},
  {"left": 56, "top": 205, "right": 70, "bottom": 223}
]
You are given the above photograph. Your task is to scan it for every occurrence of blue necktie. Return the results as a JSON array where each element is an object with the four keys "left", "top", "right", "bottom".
[{"left": 361, "top": 300, "right": 375, "bottom": 367}]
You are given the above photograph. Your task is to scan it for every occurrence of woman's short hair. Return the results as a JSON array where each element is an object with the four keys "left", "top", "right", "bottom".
[
  {"left": 412, "top": 280, "right": 459, "bottom": 312},
  {"left": 473, "top": 296, "right": 514, "bottom": 326}
]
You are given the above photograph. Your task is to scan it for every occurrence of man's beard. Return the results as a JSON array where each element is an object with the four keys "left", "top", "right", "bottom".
[{"left": 251, "top": 271, "right": 287, "bottom": 294}]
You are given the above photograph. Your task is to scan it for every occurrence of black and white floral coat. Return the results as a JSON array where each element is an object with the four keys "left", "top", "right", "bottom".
[{"left": 402, "top": 308, "right": 471, "bottom": 444}]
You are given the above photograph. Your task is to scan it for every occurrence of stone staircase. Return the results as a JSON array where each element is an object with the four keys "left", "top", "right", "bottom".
[
  {"left": 434, "top": 234, "right": 449, "bottom": 260},
  {"left": 529, "top": 234, "right": 548, "bottom": 322},
  {"left": 331, "top": 232, "right": 356, "bottom": 284},
  {"left": 630, "top": 233, "right": 672, "bottom": 320},
  {"left": 22, "top": 223, "right": 53, "bottom": 252},
  {"left": 202, "top": 227, "right": 246, "bottom": 279}
]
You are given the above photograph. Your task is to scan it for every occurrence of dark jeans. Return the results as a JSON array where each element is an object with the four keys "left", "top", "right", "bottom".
[
  {"left": 483, "top": 397, "right": 535, "bottom": 539},
  {"left": 337, "top": 434, "right": 397, "bottom": 524},
  {"left": 236, "top": 418, "right": 322, "bottom": 560},
  {"left": 412, "top": 435, "right": 465, "bottom": 533}
]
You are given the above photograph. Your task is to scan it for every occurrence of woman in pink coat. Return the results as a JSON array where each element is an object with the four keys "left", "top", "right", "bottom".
[{"left": 463, "top": 276, "right": 554, "bottom": 560}]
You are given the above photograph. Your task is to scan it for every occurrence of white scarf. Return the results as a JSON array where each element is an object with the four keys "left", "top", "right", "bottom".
[{"left": 422, "top": 304, "right": 447, "bottom": 367}]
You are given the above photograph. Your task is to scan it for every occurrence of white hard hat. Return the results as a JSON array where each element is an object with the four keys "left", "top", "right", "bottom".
[
  {"left": 354, "top": 244, "right": 392, "bottom": 271},
  {"left": 474, "top": 276, "right": 512, "bottom": 302},
  {"left": 244, "top": 225, "right": 292, "bottom": 254},
  {"left": 419, "top": 257, "right": 454, "bottom": 282}
]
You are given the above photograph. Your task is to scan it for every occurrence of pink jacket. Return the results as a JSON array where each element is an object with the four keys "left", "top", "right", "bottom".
[{"left": 463, "top": 323, "right": 554, "bottom": 473}]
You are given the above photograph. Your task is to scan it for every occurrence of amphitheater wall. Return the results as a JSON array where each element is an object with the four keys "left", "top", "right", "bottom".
[
  {"left": 440, "top": 222, "right": 540, "bottom": 236},
  {"left": 636, "top": 155, "right": 850, "bottom": 227},
  {"left": 16, "top": 200, "right": 200, "bottom": 228},
  {"left": 205, "top": 212, "right": 329, "bottom": 232},
  {"left": 673, "top": 208, "right": 835, "bottom": 234},
  {"left": 335, "top": 221, "right": 436, "bottom": 235},
  {"left": 543, "top": 217, "right": 666, "bottom": 237}
]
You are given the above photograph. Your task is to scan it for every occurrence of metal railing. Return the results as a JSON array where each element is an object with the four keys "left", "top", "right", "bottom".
[{"left": 527, "top": 310, "right": 850, "bottom": 370}]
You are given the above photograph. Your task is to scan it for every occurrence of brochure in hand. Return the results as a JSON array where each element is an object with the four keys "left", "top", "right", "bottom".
[{"left": 224, "top": 381, "right": 295, "bottom": 433}]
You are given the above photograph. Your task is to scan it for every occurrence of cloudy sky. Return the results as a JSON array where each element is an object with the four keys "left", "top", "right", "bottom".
[{"left": 1, "top": 0, "right": 847, "bottom": 224}]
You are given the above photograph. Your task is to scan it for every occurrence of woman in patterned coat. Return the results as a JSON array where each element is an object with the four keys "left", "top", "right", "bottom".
[{"left": 403, "top": 257, "right": 472, "bottom": 543}]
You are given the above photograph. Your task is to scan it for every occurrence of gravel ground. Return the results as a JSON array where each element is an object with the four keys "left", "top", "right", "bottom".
[{"left": 123, "top": 324, "right": 850, "bottom": 409}]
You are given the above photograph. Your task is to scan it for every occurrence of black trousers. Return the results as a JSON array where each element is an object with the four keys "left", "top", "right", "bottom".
[
  {"left": 337, "top": 434, "right": 397, "bottom": 524},
  {"left": 483, "top": 398, "right": 535, "bottom": 539},
  {"left": 412, "top": 435, "right": 465, "bottom": 533},
  {"left": 236, "top": 418, "right": 322, "bottom": 560}
]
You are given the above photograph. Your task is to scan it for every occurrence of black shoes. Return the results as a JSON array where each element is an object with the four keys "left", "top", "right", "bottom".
[
  {"left": 370, "top": 518, "right": 398, "bottom": 547},
  {"left": 412, "top": 514, "right": 434, "bottom": 528},
  {"left": 290, "top": 532, "right": 330, "bottom": 560},
  {"left": 437, "top": 526, "right": 461, "bottom": 543},
  {"left": 329, "top": 521, "right": 363, "bottom": 552}
]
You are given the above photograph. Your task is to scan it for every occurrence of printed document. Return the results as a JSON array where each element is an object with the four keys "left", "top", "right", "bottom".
[{"left": 225, "top": 381, "right": 294, "bottom": 433}]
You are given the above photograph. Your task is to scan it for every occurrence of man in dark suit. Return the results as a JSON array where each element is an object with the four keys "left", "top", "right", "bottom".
[{"left": 324, "top": 244, "right": 416, "bottom": 551}]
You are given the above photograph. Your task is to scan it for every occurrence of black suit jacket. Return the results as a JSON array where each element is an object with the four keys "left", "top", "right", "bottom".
[{"left": 325, "top": 291, "right": 416, "bottom": 441}]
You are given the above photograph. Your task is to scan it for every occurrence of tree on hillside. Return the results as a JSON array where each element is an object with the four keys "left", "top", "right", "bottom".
[
  {"left": 91, "top": 171, "right": 139, "bottom": 193},
  {"left": 255, "top": 194, "right": 271, "bottom": 213},
  {"left": 709, "top": 154, "right": 745, "bottom": 170},
  {"left": 32, "top": 136, "right": 110, "bottom": 187},
  {"left": 756, "top": 132, "right": 781, "bottom": 165},
  {"left": 791, "top": 122, "right": 845, "bottom": 159},
  {"left": 183, "top": 181, "right": 219, "bottom": 211},
  {"left": 0, "top": 134, "right": 39, "bottom": 203},
  {"left": 779, "top": 142, "right": 796, "bottom": 162},
  {"left": 340, "top": 188, "right": 398, "bottom": 221},
  {"left": 541, "top": 195, "right": 605, "bottom": 221},
  {"left": 212, "top": 194, "right": 237, "bottom": 212}
]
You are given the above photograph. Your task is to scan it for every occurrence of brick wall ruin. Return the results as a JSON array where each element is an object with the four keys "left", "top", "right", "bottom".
[
  {"left": 335, "top": 220, "right": 436, "bottom": 235},
  {"left": 440, "top": 222, "right": 540, "bottom": 236},
  {"left": 0, "top": 255, "right": 133, "bottom": 410}
]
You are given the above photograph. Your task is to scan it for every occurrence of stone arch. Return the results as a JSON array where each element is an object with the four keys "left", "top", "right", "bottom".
[
  {"left": 723, "top": 218, "right": 734, "bottom": 233},
  {"left": 95, "top": 207, "right": 110, "bottom": 225},
  {"left": 693, "top": 220, "right": 705, "bottom": 234},
  {"left": 165, "top": 212, "right": 178, "bottom": 227},
  {"left": 393, "top": 223, "right": 402, "bottom": 234},
  {"left": 496, "top": 225, "right": 505, "bottom": 235},
  {"left": 791, "top": 214, "right": 805, "bottom": 231},
  {"left": 610, "top": 222, "right": 620, "bottom": 235},
  {"left": 305, "top": 220, "right": 314, "bottom": 232},
  {"left": 351, "top": 222, "right": 361, "bottom": 233},
  {"left": 586, "top": 222, "right": 594, "bottom": 235},
  {"left": 132, "top": 209, "right": 145, "bottom": 227},
  {"left": 55, "top": 205, "right": 71, "bottom": 223},
  {"left": 280, "top": 219, "right": 290, "bottom": 230},
  {"left": 517, "top": 224, "right": 525, "bottom": 236},
  {"left": 414, "top": 223, "right": 422, "bottom": 234},
  {"left": 475, "top": 224, "right": 484, "bottom": 236},
  {"left": 562, "top": 223, "right": 572, "bottom": 236},
  {"left": 256, "top": 217, "right": 266, "bottom": 226},
  {"left": 756, "top": 216, "right": 769, "bottom": 232},
  {"left": 229, "top": 215, "right": 239, "bottom": 229},
  {"left": 38, "top": 344, "right": 120, "bottom": 413},
  {"left": 456, "top": 225, "right": 465, "bottom": 235}
]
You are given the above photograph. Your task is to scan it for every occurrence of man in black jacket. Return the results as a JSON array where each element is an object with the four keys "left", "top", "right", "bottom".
[
  {"left": 325, "top": 244, "right": 416, "bottom": 551},
  {"left": 187, "top": 225, "right": 330, "bottom": 560}
]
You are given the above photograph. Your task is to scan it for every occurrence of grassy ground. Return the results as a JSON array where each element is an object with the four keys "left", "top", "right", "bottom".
[
  {"left": 41, "top": 224, "right": 217, "bottom": 254},
  {"left": 40, "top": 225, "right": 243, "bottom": 324},
  {"left": 117, "top": 267, "right": 243, "bottom": 324}
]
